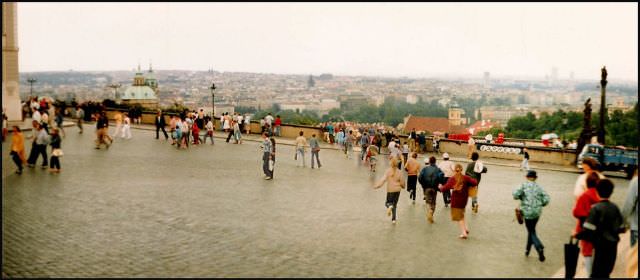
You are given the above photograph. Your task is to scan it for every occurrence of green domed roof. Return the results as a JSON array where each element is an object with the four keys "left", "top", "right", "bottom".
[{"left": 123, "top": 85, "right": 157, "bottom": 100}]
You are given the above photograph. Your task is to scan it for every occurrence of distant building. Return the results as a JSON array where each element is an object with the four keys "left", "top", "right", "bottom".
[
  {"left": 122, "top": 64, "right": 159, "bottom": 109},
  {"left": 406, "top": 94, "right": 418, "bottom": 104},
  {"left": 339, "top": 92, "right": 370, "bottom": 111},
  {"left": 467, "top": 119, "right": 498, "bottom": 135},
  {"left": 483, "top": 71, "right": 491, "bottom": 89},
  {"left": 402, "top": 107, "right": 467, "bottom": 135}
]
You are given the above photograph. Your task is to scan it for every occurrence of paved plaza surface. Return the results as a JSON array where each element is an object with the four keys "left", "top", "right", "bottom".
[{"left": 2, "top": 126, "right": 633, "bottom": 277}]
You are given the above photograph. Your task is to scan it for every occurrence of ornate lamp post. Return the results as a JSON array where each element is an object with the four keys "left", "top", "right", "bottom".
[
  {"left": 27, "top": 77, "right": 37, "bottom": 97},
  {"left": 209, "top": 82, "right": 216, "bottom": 117},
  {"left": 598, "top": 66, "right": 607, "bottom": 144},
  {"left": 108, "top": 83, "right": 122, "bottom": 104}
]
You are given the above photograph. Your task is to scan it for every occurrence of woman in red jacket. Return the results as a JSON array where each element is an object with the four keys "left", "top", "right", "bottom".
[
  {"left": 440, "top": 164, "right": 478, "bottom": 239},
  {"left": 572, "top": 172, "right": 601, "bottom": 276}
]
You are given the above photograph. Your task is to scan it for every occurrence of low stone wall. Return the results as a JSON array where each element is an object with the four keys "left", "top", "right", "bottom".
[{"left": 438, "top": 139, "right": 576, "bottom": 166}]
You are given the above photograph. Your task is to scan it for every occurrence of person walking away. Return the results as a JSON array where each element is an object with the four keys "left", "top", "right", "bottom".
[
  {"left": 520, "top": 147, "right": 530, "bottom": 171},
  {"left": 274, "top": 115, "right": 282, "bottom": 137},
  {"left": 27, "top": 122, "right": 49, "bottom": 168},
  {"left": 309, "top": 134, "right": 322, "bottom": 169},
  {"left": 467, "top": 137, "right": 476, "bottom": 159},
  {"left": 513, "top": 170, "right": 550, "bottom": 262},
  {"left": 226, "top": 119, "right": 235, "bottom": 143},
  {"left": 401, "top": 141, "right": 409, "bottom": 165},
  {"left": 373, "top": 158, "right": 406, "bottom": 224},
  {"left": 180, "top": 118, "right": 190, "bottom": 149},
  {"left": 327, "top": 123, "right": 335, "bottom": 144},
  {"left": 575, "top": 179, "right": 626, "bottom": 278},
  {"left": 111, "top": 112, "right": 123, "bottom": 139},
  {"left": 418, "top": 132, "right": 426, "bottom": 154},
  {"left": 244, "top": 114, "right": 251, "bottom": 135},
  {"left": 572, "top": 172, "right": 601, "bottom": 275},
  {"left": 432, "top": 135, "right": 440, "bottom": 154},
  {"left": 360, "top": 132, "right": 370, "bottom": 162},
  {"left": 174, "top": 118, "right": 183, "bottom": 149},
  {"left": 346, "top": 130, "right": 355, "bottom": 159},
  {"left": 75, "top": 106, "right": 84, "bottom": 134},
  {"left": 367, "top": 144, "right": 379, "bottom": 172},
  {"left": 269, "top": 136, "right": 277, "bottom": 178},
  {"left": 48, "top": 128, "right": 63, "bottom": 173},
  {"left": 465, "top": 152, "right": 487, "bottom": 214},
  {"left": 437, "top": 153, "right": 456, "bottom": 207},
  {"left": 419, "top": 156, "right": 445, "bottom": 223},
  {"left": 621, "top": 170, "right": 638, "bottom": 247},
  {"left": 155, "top": 110, "right": 169, "bottom": 140},
  {"left": 192, "top": 120, "right": 201, "bottom": 145},
  {"left": 295, "top": 131, "right": 307, "bottom": 167},
  {"left": 408, "top": 128, "right": 417, "bottom": 153},
  {"left": 54, "top": 108, "right": 65, "bottom": 137},
  {"left": 204, "top": 117, "right": 215, "bottom": 145},
  {"left": 440, "top": 164, "right": 477, "bottom": 239},
  {"left": 169, "top": 115, "right": 177, "bottom": 144},
  {"left": 233, "top": 120, "right": 242, "bottom": 144},
  {"left": 265, "top": 113, "right": 274, "bottom": 136},
  {"left": 122, "top": 113, "right": 132, "bottom": 139},
  {"left": 404, "top": 152, "right": 421, "bottom": 205},
  {"left": 261, "top": 132, "right": 274, "bottom": 180},
  {"left": 10, "top": 126, "right": 26, "bottom": 174}
]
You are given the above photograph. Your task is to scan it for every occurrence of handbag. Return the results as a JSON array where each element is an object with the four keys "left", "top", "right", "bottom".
[
  {"left": 564, "top": 236, "right": 580, "bottom": 278},
  {"left": 52, "top": 148, "right": 64, "bottom": 157},
  {"left": 515, "top": 208, "right": 524, "bottom": 224}
]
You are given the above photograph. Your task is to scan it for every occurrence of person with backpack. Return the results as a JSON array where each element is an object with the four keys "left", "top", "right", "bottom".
[
  {"left": 465, "top": 152, "right": 487, "bottom": 214},
  {"left": 419, "top": 156, "right": 445, "bottom": 223}
]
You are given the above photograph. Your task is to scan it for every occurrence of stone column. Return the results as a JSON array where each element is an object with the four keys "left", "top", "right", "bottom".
[{"left": 2, "top": 2, "right": 23, "bottom": 121}]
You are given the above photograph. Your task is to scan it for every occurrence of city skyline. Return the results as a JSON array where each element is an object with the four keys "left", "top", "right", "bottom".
[{"left": 18, "top": 3, "right": 638, "bottom": 81}]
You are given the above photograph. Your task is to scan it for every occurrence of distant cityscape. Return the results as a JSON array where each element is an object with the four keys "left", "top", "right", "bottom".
[{"left": 18, "top": 68, "right": 638, "bottom": 127}]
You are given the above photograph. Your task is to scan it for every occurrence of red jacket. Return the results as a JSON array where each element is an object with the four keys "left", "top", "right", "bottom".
[
  {"left": 440, "top": 175, "right": 478, "bottom": 209},
  {"left": 573, "top": 187, "right": 599, "bottom": 256},
  {"left": 275, "top": 118, "right": 282, "bottom": 126}
]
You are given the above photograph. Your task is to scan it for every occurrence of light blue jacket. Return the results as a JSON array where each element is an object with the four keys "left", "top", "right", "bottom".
[{"left": 513, "top": 180, "right": 550, "bottom": 219}]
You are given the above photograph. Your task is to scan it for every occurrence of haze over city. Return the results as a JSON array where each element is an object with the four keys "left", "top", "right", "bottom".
[{"left": 18, "top": 2, "right": 638, "bottom": 81}]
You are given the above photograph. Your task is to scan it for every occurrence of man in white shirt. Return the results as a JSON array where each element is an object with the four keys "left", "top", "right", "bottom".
[{"left": 437, "top": 153, "right": 456, "bottom": 207}]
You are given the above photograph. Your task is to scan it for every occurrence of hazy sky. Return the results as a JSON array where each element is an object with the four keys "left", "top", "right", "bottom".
[{"left": 18, "top": 2, "right": 638, "bottom": 81}]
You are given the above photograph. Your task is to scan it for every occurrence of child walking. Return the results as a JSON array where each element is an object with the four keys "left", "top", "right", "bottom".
[{"left": 373, "top": 158, "right": 406, "bottom": 224}]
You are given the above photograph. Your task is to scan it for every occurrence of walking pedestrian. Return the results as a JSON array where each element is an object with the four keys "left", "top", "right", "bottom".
[
  {"left": 575, "top": 179, "right": 626, "bottom": 278},
  {"left": 440, "top": 164, "right": 477, "bottom": 239},
  {"left": 26, "top": 122, "right": 49, "bottom": 168},
  {"left": 520, "top": 147, "right": 530, "bottom": 171},
  {"left": 309, "top": 134, "right": 322, "bottom": 169},
  {"left": 367, "top": 144, "right": 379, "bottom": 172},
  {"left": 437, "top": 153, "right": 455, "bottom": 207},
  {"left": 419, "top": 156, "right": 445, "bottom": 223},
  {"left": 203, "top": 117, "right": 215, "bottom": 145},
  {"left": 274, "top": 115, "right": 282, "bottom": 137},
  {"left": 572, "top": 172, "right": 601, "bottom": 275},
  {"left": 233, "top": 119, "right": 242, "bottom": 144},
  {"left": 621, "top": 171, "right": 638, "bottom": 247},
  {"left": 10, "top": 126, "right": 26, "bottom": 174},
  {"left": 513, "top": 170, "right": 550, "bottom": 262},
  {"left": 295, "top": 131, "right": 307, "bottom": 167},
  {"left": 373, "top": 158, "right": 406, "bottom": 224},
  {"left": 112, "top": 111, "right": 123, "bottom": 139},
  {"left": 54, "top": 108, "right": 65, "bottom": 137},
  {"left": 122, "top": 112, "right": 132, "bottom": 139},
  {"left": 346, "top": 130, "right": 355, "bottom": 159},
  {"left": 192, "top": 119, "right": 201, "bottom": 145},
  {"left": 405, "top": 152, "right": 421, "bottom": 205},
  {"left": 155, "top": 110, "right": 169, "bottom": 140},
  {"left": 360, "top": 132, "right": 370, "bottom": 161},
  {"left": 467, "top": 137, "right": 476, "bottom": 159},
  {"left": 75, "top": 106, "right": 84, "bottom": 134},
  {"left": 261, "top": 132, "right": 274, "bottom": 180},
  {"left": 574, "top": 157, "right": 605, "bottom": 199},
  {"left": 48, "top": 128, "right": 63, "bottom": 173},
  {"left": 465, "top": 152, "right": 487, "bottom": 214}
]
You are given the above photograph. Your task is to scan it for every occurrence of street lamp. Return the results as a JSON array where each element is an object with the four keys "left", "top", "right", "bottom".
[
  {"left": 27, "top": 77, "right": 37, "bottom": 97},
  {"left": 108, "top": 83, "right": 122, "bottom": 104},
  {"left": 209, "top": 82, "right": 216, "bottom": 117}
]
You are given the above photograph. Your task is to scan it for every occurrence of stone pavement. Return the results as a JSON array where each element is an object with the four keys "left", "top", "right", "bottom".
[{"left": 2, "top": 125, "right": 635, "bottom": 277}]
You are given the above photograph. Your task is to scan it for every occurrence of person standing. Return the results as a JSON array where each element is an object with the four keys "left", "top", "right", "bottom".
[
  {"left": 192, "top": 119, "right": 201, "bottom": 145},
  {"left": 404, "top": 152, "right": 421, "bottom": 205},
  {"left": 274, "top": 115, "right": 282, "bottom": 137},
  {"left": 75, "top": 106, "right": 84, "bottom": 134},
  {"left": 573, "top": 172, "right": 601, "bottom": 275},
  {"left": 408, "top": 128, "right": 417, "bottom": 153},
  {"left": 327, "top": 123, "right": 335, "bottom": 144},
  {"left": 367, "top": 144, "right": 379, "bottom": 172},
  {"left": 155, "top": 110, "right": 169, "bottom": 140},
  {"left": 112, "top": 111, "right": 123, "bottom": 139},
  {"left": 10, "top": 126, "right": 26, "bottom": 174},
  {"left": 48, "top": 128, "right": 62, "bottom": 173},
  {"left": 440, "top": 164, "right": 477, "bottom": 239},
  {"left": 169, "top": 115, "right": 177, "bottom": 145},
  {"left": 360, "top": 132, "right": 370, "bottom": 162},
  {"left": 122, "top": 113, "right": 132, "bottom": 139},
  {"left": 295, "top": 131, "right": 307, "bottom": 167},
  {"left": 27, "top": 122, "right": 49, "bottom": 168},
  {"left": 419, "top": 156, "right": 445, "bottom": 223},
  {"left": 309, "top": 134, "right": 322, "bottom": 169},
  {"left": 265, "top": 113, "right": 274, "bottom": 136},
  {"left": 467, "top": 137, "right": 476, "bottom": 159},
  {"left": 465, "top": 152, "right": 487, "bottom": 214},
  {"left": 261, "top": 132, "right": 274, "bottom": 180},
  {"left": 576, "top": 179, "right": 626, "bottom": 278},
  {"left": 373, "top": 158, "right": 406, "bottom": 224},
  {"left": 622, "top": 171, "right": 638, "bottom": 247},
  {"left": 54, "top": 108, "right": 65, "bottom": 137},
  {"left": 513, "top": 170, "right": 550, "bottom": 262},
  {"left": 345, "top": 130, "right": 355, "bottom": 159},
  {"left": 520, "top": 147, "right": 530, "bottom": 171},
  {"left": 244, "top": 114, "right": 251, "bottom": 135},
  {"left": 203, "top": 117, "right": 215, "bottom": 145},
  {"left": 432, "top": 135, "right": 440, "bottom": 154},
  {"left": 417, "top": 132, "right": 426, "bottom": 154},
  {"left": 437, "top": 153, "right": 456, "bottom": 207}
]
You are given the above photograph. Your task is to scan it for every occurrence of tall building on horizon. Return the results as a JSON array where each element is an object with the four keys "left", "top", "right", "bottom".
[
  {"left": 2, "top": 2, "right": 22, "bottom": 121},
  {"left": 483, "top": 71, "right": 491, "bottom": 89}
]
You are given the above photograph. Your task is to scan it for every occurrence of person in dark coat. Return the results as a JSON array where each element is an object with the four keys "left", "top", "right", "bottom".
[{"left": 155, "top": 110, "right": 169, "bottom": 140}]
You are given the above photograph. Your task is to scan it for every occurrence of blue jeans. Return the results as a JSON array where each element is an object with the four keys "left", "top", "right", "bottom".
[
  {"left": 525, "top": 218, "right": 544, "bottom": 253},
  {"left": 296, "top": 148, "right": 306, "bottom": 167},
  {"left": 311, "top": 150, "right": 321, "bottom": 168}
]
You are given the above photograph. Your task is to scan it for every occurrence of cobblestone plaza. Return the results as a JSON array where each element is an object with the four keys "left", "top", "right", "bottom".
[{"left": 2, "top": 126, "right": 632, "bottom": 277}]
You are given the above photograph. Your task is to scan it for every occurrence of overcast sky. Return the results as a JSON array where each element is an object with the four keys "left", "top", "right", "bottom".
[{"left": 17, "top": 2, "right": 638, "bottom": 81}]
